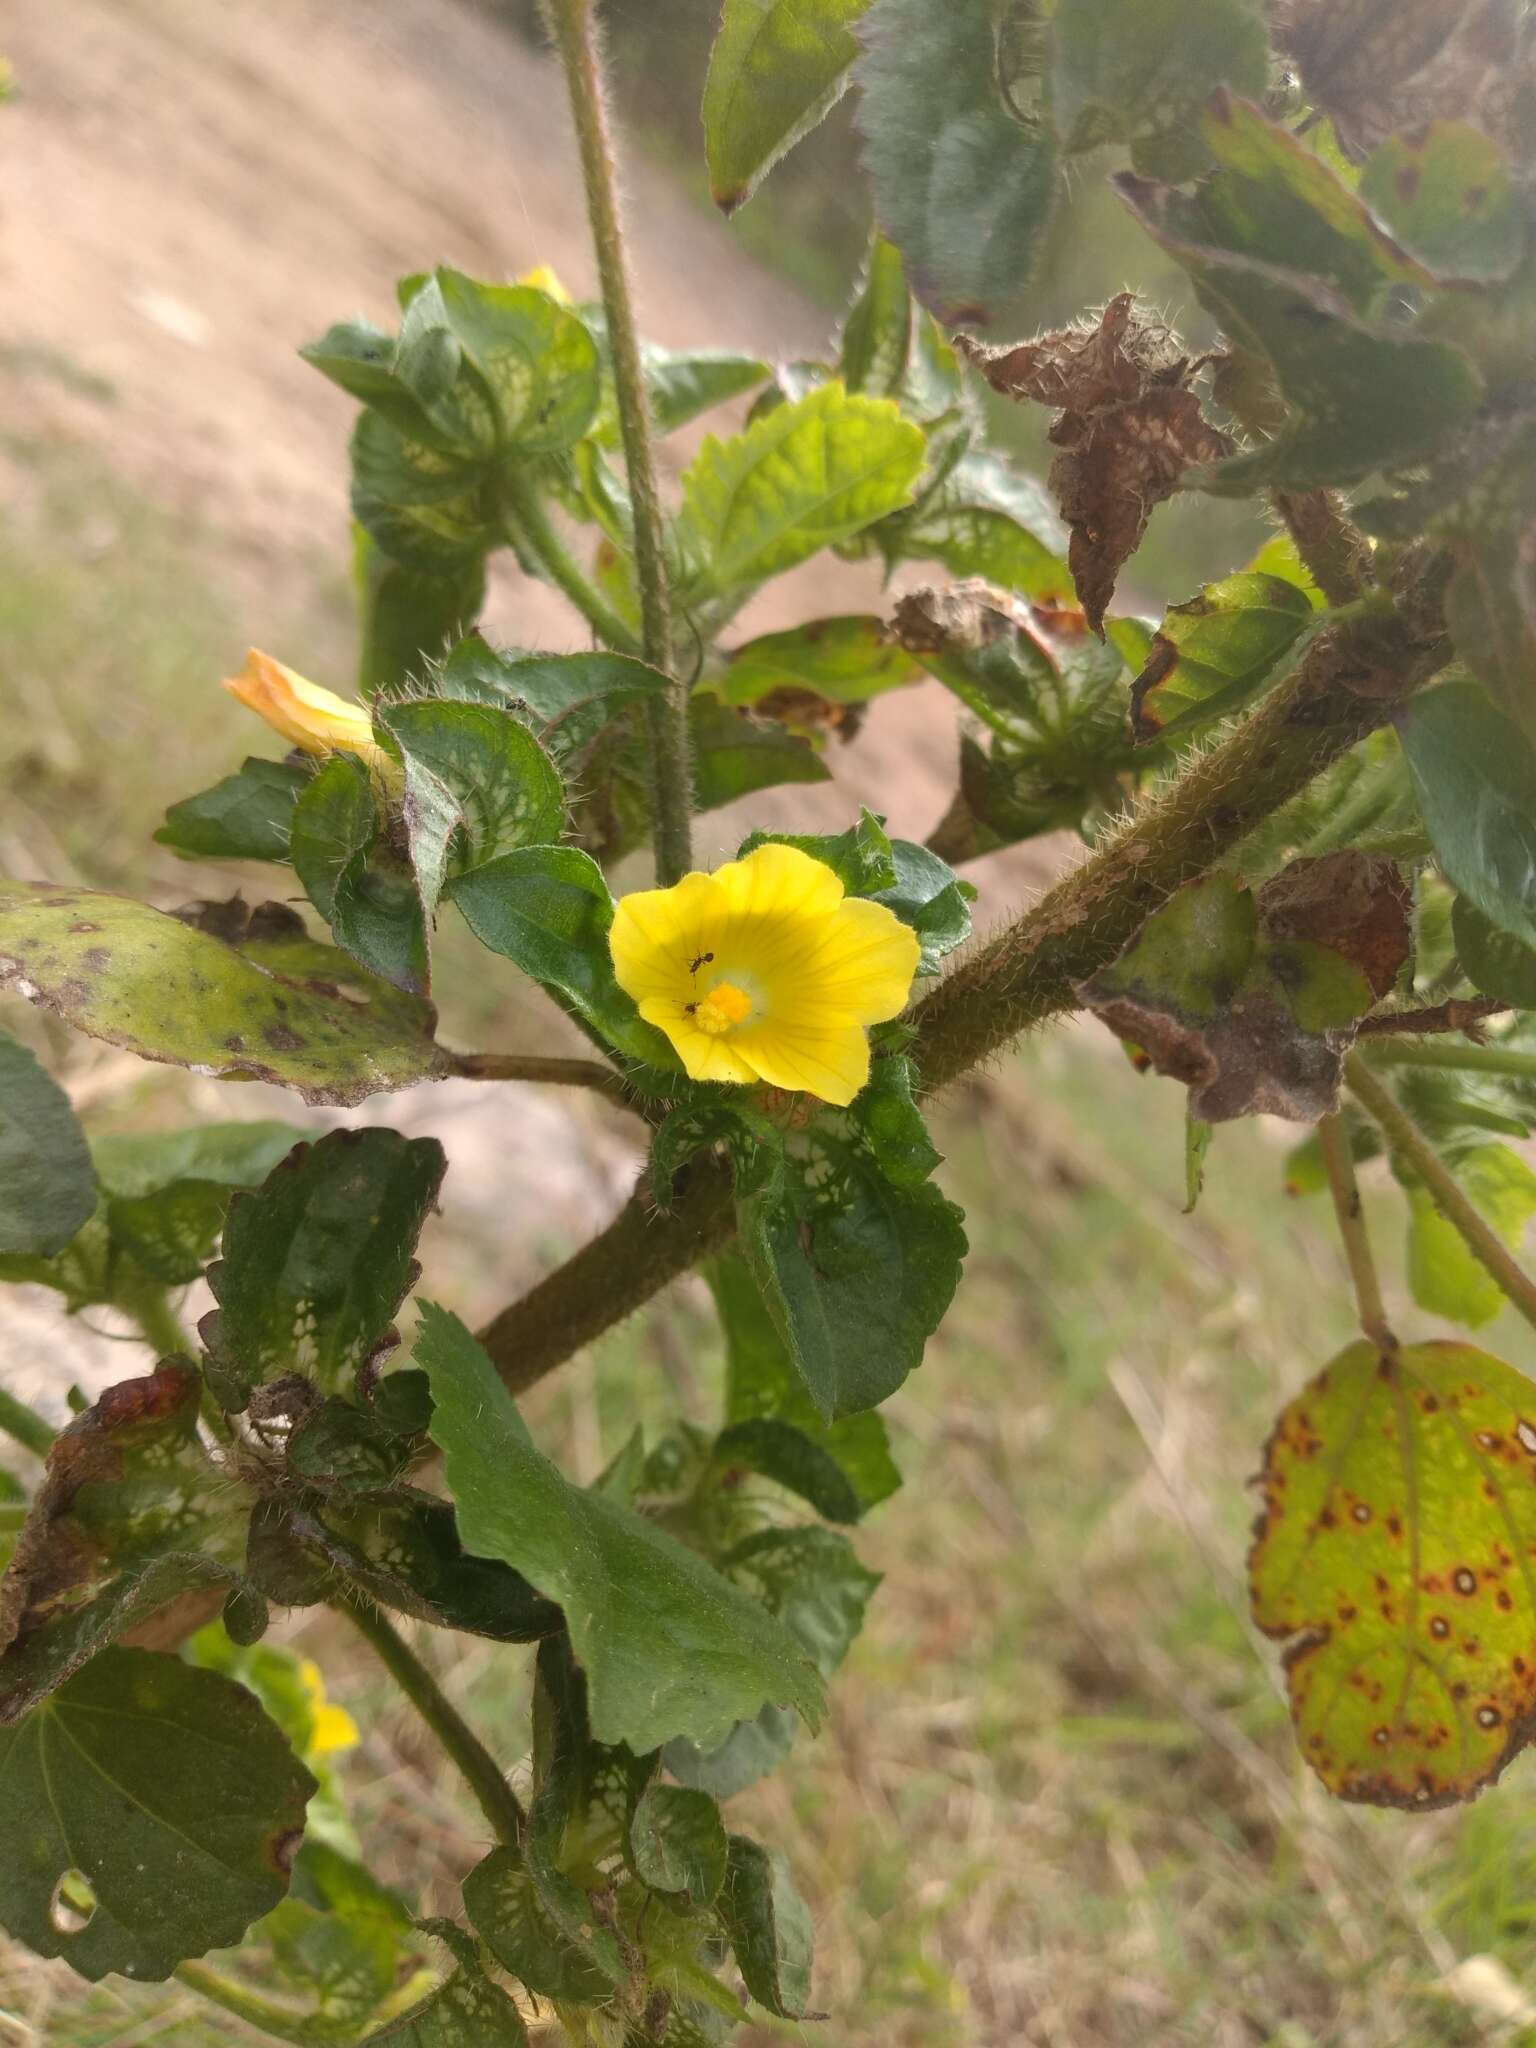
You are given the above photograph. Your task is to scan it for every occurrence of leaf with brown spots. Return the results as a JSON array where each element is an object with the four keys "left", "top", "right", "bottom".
[
  {"left": 958, "top": 294, "right": 1232, "bottom": 631},
  {"left": 0, "top": 1364, "right": 245, "bottom": 1724},
  {"left": 0, "top": 884, "right": 451, "bottom": 1106},
  {"left": 1251, "top": 1339, "right": 1536, "bottom": 1808},
  {"left": 1077, "top": 859, "right": 1408, "bottom": 1123}
]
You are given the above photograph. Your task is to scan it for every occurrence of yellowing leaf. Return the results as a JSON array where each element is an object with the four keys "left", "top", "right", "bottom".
[{"left": 1251, "top": 1339, "right": 1536, "bottom": 1808}]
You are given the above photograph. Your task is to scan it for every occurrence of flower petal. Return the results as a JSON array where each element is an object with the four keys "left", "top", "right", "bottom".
[
  {"left": 802, "top": 898, "right": 922, "bottom": 1024},
  {"left": 610, "top": 871, "right": 721, "bottom": 1004},
  {"left": 645, "top": 1001, "right": 759, "bottom": 1085},
  {"left": 710, "top": 842, "right": 845, "bottom": 927},
  {"left": 737, "top": 1016, "right": 872, "bottom": 1106}
]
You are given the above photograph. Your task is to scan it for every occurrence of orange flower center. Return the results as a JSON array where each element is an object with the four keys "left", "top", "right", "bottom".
[{"left": 694, "top": 982, "right": 753, "bottom": 1036}]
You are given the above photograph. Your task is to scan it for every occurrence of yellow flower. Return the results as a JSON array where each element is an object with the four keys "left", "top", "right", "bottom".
[
  {"left": 223, "top": 649, "right": 387, "bottom": 769},
  {"left": 297, "top": 1658, "right": 359, "bottom": 1757},
  {"left": 609, "top": 843, "right": 920, "bottom": 1106},
  {"left": 518, "top": 263, "right": 571, "bottom": 304}
]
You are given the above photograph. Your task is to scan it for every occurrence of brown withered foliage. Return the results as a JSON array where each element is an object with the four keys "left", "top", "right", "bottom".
[
  {"left": 1256, "top": 852, "right": 1413, "bottom": 1001},
  {"left": 958, "top": 294, "right": 1232, "bottom": 634},
  {"left": 1270, "top": 0, "right": 1532, "bottom": 159}
]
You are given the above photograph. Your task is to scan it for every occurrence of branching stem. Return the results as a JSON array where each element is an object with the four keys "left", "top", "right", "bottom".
[
  {"left": 500, "top": 474, "right": 642, "bottom": 657},
  {"left": 1318, "top": 1112, "right": 1397, "bottom": 1352},
  {"left": 1346, "top": 1054, "right": 1536, "bottom": 1339},
  {"left": 1364, "top": 1039, "right": 1536, "bottom": 1080},
  {"left": 342, "top": 1595, "right": 525, "bottom": 1845},
  {"left": 543, "top": 0, "right": 693, "bottom": 885},
  {"left": 451, "top": 1048, "right": 642, "bottom": 1113}
]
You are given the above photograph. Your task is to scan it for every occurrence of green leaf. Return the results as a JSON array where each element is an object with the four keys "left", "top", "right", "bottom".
[
  {"left": 1454, "top": 897, "right": 1536, "bottom": 1009},
  {"left": 1407, "top": 1144, "right": 1536, "bottom": 1328},
  {"left": 719, "top": 616, "right": 920, "bottom": 707},
  {"left": 1361, "top": 122, "right": 1525, "bottom": 286},
  {"left": 463, "top": 1849, "right": 613, "bottom": 2002},
  {"left": 353, "top": 525, "right": 486, "bottom": 698},
  {"left": 435, "top": 638, "right": 669, "bottom": 761},
  {"left": 1251, "top": 1339, "right": 1536, "bottom": 1806},
  {"left": 0, "top": 1647, "right": 314, "bottom": 1980},
  {"left": 1117, "top": 172, "right": 1483, "bottom": 492},
  {"left": 0, "top": 1034, "right": 94, "bottom": 1257},
  {"left": 643, "top": 348, "right": 773, "bottom": 437},
  {"left": 879, "top": 451, "right": 1068, "bottom": 600},
  {"left": 841, "top": 235, "right": 912, "bottom": 397},
  {"left": 0, "top": 887, "right": 450, "bottom": 1105},
  {"left": 383, "top": 699, "right": 564, "bottom": 921},
  {"left": 201, "top": 1128, "right": 446, "bottom": 1409},
  {"left": 367, "top": 1921, "right": 530, "bottom": 2046},
  {"left": 1185, "top": 1111, "right": 1213, "bottom": 1214},
  {"left": 1051, "top": 0, "right": 1269, "bottom": 178},
  {"left": 350, "top": 410, "right": 494, "bottom": 575},
  {"left": 704, "top": 0, "right": 872, "bottom": 212},
  {"left": 678, "top": 381, "right": 924, "bottom": 595},
  {"left": 871, "top": 840, "right": 973, "bottom": 975},
  {"left": 690, "top": 699, "right": 831, "bottom": 808},
  {"left": 718, "top": 1834, "right": 814, "bottom": 2018},
  {"left": 155, "top": 757, "right": 310, "bottom": 864},
  {"left": 856, "top": 0, "right": 1059, "bottom": 328},
  {"left": 418, "top": 1304, "right": 825, "bottom": 1752},
  {"left": 1400, "top": 680, "right": 1536, "bottom": 951},
  {"left": 1130, "top": 571, "right": 1316, "bottom": 741},
  {"left": 713, "top": 1247, "right": 901, "bottom": 1518},
  {"left": 290, "top": 755, "right": 431, "bottom": 995},
  {"left": 628, "top": 1782, "right": 729, "bottom": 1905},
  {"left": 739, "top": 1112, "right": 966, "bottom": 1418},
  {"left": 450, "top": 844, "right": 676, "bottom": 1067},
  {"left": 94, "top": 1121, "right": 305, "bottom": 1286},
  {"left": 435, "top": 268, "right": 600, "bottom": 455},
  {"left": 257, "top": 1841, "right": 415, "bottom": 2038},
  {"left": 738, "top": 809, "right": 898, "bottom": 896}
]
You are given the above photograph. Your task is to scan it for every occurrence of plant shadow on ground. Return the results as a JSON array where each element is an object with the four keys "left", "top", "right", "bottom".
[{"left": 11, "top": 1019, "right": 1536, "bottom": 2047}]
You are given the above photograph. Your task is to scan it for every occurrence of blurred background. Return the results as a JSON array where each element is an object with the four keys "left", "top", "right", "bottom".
[{"left": 5, "top": 4, "right": 1536, "bottom": 2045}]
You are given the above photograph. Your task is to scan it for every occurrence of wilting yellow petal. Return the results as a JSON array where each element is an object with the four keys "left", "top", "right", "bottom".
[
  {"left": 223, "top": 649, "right": 385, "bottom": 767},
  {"left": 609, "top": 842, "right": 920, "bottom": 1108},
  {"left": 518, "top": 264, "right": 571, "bottom": 304}
]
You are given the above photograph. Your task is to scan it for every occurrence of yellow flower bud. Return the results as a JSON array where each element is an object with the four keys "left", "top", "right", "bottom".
[{"left": 223, "top": 649, "right": 386, "bottom": 770}]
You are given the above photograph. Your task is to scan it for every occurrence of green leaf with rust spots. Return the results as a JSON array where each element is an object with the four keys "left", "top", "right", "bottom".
[
  {"left": 1131, "top": 571, "right": 1315, "bottom": 742},
  {"left": 1193, "top": 92, "right": 1431, "bottom": 313},
  {"left": 1251, "top": 1338, "right": 1536, "bottom": 1808},
  {"left": 856, "top": 0, "right": 1059, "bottom": 329},
  {"left": 1454, "top": 899, "right": 1536, "bottom": 1010},
  {"left": 1401, "top": 681, "right": 1536, "bottom": 953},
  {"left": 704, "top": 0, "right": 873, "bottom": 213},
  {"left": 719, "top": 617, "right": 920, "bottom": 707},
  {"left": 201, "top": 1128, "right": 446, "bottom": 1410},
  {"left": 0, "top": 1033, "right": 94, "bottom": 1257},
  {"left": 418, "top": 1304, "right": 825, "bottom": 1753},
  {"left": 0, "top": 886, "right": 451, "bottom": 1106},
  {"left": 1051, "top": 1, "right": 1269, "bottom": 180},
  {"left": 0, "top": 1646, "right": 315, "bottom": 1980},
  {"left": 1407, "top": 1145, "right": 1536, "bottom": 1329},
  {"left": 677, "top": 382, "right": 925, "bottom": 596},
  {"left": 1079, "top": 861, "right": 1405, "bottom": 1122},
  {"left": 156, "top": 757, "right": 311, "bottom": 864},
  {"left": 1361, "top": 122, "right": 1525, "bottom": 286}
]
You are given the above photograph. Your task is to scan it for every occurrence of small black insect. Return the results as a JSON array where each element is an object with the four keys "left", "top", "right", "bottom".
[
  {"left": 688, "top": 950, "right": 715, "bottom": 976},
  {"left": 684, "top": 1001, "right": 699, "bottom": 1016}
]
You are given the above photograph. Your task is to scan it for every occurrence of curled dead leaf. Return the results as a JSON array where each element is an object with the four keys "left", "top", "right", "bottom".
[{"left": 959, "top": 294, "right": 1232, "bottom": 632}]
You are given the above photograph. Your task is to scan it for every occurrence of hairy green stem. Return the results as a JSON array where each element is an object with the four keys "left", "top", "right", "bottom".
[
  {"left": 123, "top": 1283, "right": 191, "bottom": 1363},
  {"left": 1346, "top": 1054, "right": 1536, "bottom": 1338},
  {"left": 543, "top": 0, "right": 693, "bottom": 885},
  {"left": 1318, "top": 1112, "right": 1397, "bottom": 1353},
  {"left": 1364, "top": 1039, "right": 1536, "bottom": 1080},
  {"left": 342, "top": 1595, "right": 525, "bottom": 1844},
  {"left": 1273, "top": 488, "right": 1373, "bottom": 608},
  {"left": 0, "top": 1385, "right": 57, "bottom": 1459},
  {"left": 477, "top": 623, "right": 1427, "bottom": 1391},
  {"left": 500, "top": 474, "right": 642, "bottom": 656}
]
